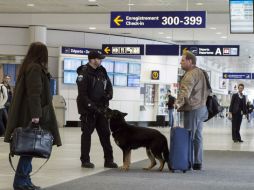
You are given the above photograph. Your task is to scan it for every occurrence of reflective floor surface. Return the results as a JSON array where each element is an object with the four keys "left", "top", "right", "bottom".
[{"left": 1, "top": 117, "right": 254, "bottom": 190}]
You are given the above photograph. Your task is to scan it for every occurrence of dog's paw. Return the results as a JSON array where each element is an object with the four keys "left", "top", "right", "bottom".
[
  {"left": 120, "top": 166, "right": 129, "bottom": 171},
  {"left": 142, "top": 167, "right": 151, "bottom": 170}
]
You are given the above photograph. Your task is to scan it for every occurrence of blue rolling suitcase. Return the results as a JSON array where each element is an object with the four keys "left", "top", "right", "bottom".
[{"left": 169, "top": 127, "right": 193, "bottom": 173}]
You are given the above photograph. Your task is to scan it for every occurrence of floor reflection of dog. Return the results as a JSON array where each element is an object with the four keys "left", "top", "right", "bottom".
[{"left": 106, "top": 109, "right": 169, "bottom": 171}]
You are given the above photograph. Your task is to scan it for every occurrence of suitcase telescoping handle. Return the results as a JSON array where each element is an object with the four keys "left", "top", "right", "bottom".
[
  {"left": 177, "top": 111, "right": 180, "bottom": 127},
  {"left": 174, "top": 111, "right": 181, "bottom": 127}
]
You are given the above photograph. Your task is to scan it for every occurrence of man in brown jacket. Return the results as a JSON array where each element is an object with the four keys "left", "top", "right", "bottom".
[{"left": 175, "top": 51, "right": 209, "bottom": 170}]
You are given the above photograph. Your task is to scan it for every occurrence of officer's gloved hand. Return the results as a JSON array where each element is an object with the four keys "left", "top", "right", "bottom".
[{"left": 96, "top": 107, "right": 107, "bottom": 115}]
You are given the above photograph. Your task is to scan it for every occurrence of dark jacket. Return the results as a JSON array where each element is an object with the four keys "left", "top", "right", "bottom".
[
  {"left": 167, "top": 95, "right": 176, "bottom": 109},
  {"left": 229, "top": 93, "right": 247, "bottom": 115},
  {"left": 4, "top": 64, "right": 62, "bottom": 146},
  {"left": 76, "top": 63, "right": 113, "bottom": 115}
]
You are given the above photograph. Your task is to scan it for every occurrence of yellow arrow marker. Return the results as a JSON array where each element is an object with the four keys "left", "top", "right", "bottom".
[
  {"left": 152, "top": 72, "right": 159, "bottom": 79},
  {"left": 104, "top": 47, "right": 110, "bottom": 54},
  {"left": 114, "top": 16, "right": 123, "bottom": 26},
  {"left": 224, "top": 74, "right": 227, "bottom": 78}
]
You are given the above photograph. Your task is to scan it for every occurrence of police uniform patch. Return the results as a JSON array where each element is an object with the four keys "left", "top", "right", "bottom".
[{"left": 77, "top": 75, "right": 84, "bottom": 82}]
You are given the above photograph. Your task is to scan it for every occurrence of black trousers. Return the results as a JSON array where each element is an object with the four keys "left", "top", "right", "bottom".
[
  {"left": 232, "top": 112, "right": 243, "bottom": 141},
  {"left": 80, "top": 112, "right": 113, "bottom": 163}
]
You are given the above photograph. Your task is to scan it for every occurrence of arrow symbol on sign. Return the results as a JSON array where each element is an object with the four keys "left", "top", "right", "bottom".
[
  {"left": 114, "top": 16, "right": 123, "bottom": 26},
  {"left": 104, "top": 47, "right": 110, "bottom": 54},
  {"left": 224, "top": 74, "right": 227, "bottom": 78}
]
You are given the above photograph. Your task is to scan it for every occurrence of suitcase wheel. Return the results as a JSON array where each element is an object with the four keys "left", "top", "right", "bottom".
[
  {"left": 183, "top": 170, "right": 187, "bottom": 173},
  {"left": 171, "top": 170, "right": 175, "bottom": 173}
]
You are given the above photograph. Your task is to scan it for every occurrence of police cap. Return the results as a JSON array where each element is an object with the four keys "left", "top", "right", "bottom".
[{"left": 88, "top": 50, "right": 105, "bottom": 60}]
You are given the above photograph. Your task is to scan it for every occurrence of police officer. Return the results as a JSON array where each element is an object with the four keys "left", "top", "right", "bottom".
[{"left": 76, "top": 50, "right": 118, "bottom": 169}]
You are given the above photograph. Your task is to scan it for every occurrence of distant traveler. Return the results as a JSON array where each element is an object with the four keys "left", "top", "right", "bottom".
[
  {"left": 175, "top": 51, "right": 209, "bottom": 171},
  {"left": 246, "top": 101, "right": 253, "bottom": 122},
  {"left": 4, "top": 42, "right": 62, "bottom": 190},
  {"left": 167, "top": 90, "right": 175, "bottom": 127},
  {"left": 0, "top": 83, "right": 7, "bottom": 137},
  {"left": 229, "top": 84, "right": 247, "bottom": 143},
  {"left": 2, "top": 74, "right": 13, "bottom": 112},
  {"left": 76, "top": 50, "right": 118, "bottom": 169}
]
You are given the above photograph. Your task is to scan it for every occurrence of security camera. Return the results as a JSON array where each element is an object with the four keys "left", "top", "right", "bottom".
[{"left": 249, "top": 55, "right": 252, "bottom": 59}]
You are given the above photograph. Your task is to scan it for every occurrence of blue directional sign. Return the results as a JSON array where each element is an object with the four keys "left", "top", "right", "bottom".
[
  {"left": 181, "top": 45, "right": 240, "bottom": 56},
  {"left": 223, "top": 73, "right": 251, "bottom": 79},
  {"left": 111, "top": 11, "right": 206, "bottom": 28},
  {"left": 102, "top": 44, "right": 144, "bottom": 55},
  {"left": 61, "top": 47, "right": 101, "bottom": 55},
  {"left": 146, "top": 45, "right": 179, "bottom": 55}
]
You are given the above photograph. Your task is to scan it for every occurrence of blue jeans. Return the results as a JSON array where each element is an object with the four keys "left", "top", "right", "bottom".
[
  {"left": 184, "top": 106, "right": 208, "bottom": 164},
  {"left": 168, "top": 109, "right": 174, "bottom": 127},
  {"left": 13, "top": 156, "right": 33, "bottom": 187}
]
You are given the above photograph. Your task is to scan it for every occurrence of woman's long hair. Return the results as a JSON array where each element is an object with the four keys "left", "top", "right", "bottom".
[{"left": 18, "top": 42, "right": 48, "bottom": 80}]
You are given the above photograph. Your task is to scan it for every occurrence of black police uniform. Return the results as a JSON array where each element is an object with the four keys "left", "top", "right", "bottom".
[{"left": 76, "top": 63, "right": 114, "bottom": 165}]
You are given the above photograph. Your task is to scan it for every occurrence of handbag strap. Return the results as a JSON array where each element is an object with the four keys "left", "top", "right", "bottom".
[
  {"left": 8, "top": 154, "right": 49, "bottom": 177},
  {"left": 201, "top": 69, "right": 212, "bottom": 91}
]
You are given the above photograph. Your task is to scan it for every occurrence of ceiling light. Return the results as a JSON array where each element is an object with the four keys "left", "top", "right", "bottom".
[
  {"left": 216, "top": 32, "right": 222, "bottom": 35},
  {"left": 27, "top": 3, "right": 34, "bottom": 7},
  {"left": 158, "top": 32, "right": 164, "bottom": 34},
  {"left": 209, "top": 27, "right": 216, "bottom": 30},
  {"left": 88, "top": 0, "right": 97, "bottom": 2},
  {"left": 220, "top": 36, "right": 227, "bottom": 39},
  {"left": 128, "top": 3, "right": 135, "bottom": 6},
  {"left": 89, "top": 26, "right": 96, "bottom": 30},
  {"left": 166, "top": 36, "right": 171, "bottom": 39},
  {"left": 196, "top": 3, "right": 203, "bottom": 6}
]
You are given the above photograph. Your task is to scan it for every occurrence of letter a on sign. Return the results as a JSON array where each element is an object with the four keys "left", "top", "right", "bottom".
[{"left": 215, "top": 48, "right": 222, "bottom": 55}]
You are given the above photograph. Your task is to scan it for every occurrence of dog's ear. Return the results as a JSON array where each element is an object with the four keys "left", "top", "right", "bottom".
[
  {"left": 106, "top": 107, "right": 112, "bottom": 112},
  {"left": 105, "top": 107, "right": 113, "bottom": 118},
  {"left": 121, "top": 112, "right": 128, "bottom": 117}
]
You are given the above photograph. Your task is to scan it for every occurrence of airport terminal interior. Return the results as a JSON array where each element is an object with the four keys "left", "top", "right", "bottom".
[{"left": 1, "top": 0, "right": 254, "bottom": 189}]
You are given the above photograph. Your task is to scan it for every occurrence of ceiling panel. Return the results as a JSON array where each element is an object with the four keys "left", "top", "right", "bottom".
[{"left": 0, "top": 0, "right": 229, "bottom": 13}]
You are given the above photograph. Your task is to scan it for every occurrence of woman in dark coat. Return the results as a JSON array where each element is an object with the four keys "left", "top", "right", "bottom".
[{"left": 4, "top": 42, "right": 62, "bottom": 190}]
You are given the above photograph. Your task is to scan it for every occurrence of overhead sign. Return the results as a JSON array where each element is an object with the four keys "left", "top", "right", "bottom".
[
  {"left": 111, "top": 11, "right": 206, "bottom": 28},
  {"left": 181, "top": 45, "right": 240, "bottom": 56},
  {"left": 223, "top": 73, "right": 251, "bottom": 79},
  {"left": 61, "top": 47, "right": 101, "bottom": 55},
  {"left": 146, "top": 45, "right": 179, "bottom": 55},
  {"left": 151, "top": 70, "right": 160, "bottom": 80},
  {"left": 102, "top": 44, "right": 144, "bottom": 55}
]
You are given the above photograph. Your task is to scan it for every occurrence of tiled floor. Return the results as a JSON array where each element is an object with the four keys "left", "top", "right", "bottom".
[{"left": 1, "top": 117, "right": 254, "bottom": 190}]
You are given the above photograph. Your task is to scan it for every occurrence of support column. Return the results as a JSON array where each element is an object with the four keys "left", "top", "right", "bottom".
[{"left": 29, "top": 25, "right": 47, "bottom": 44}]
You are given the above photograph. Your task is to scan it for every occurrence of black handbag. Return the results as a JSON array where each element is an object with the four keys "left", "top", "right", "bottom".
[
  {"left": 10, "top": 123, "right": 54, "bottom": 158},
  {"left": 9, "top": 123, "right": 54, "bottom": 175},
  {"left": 202, "top": 70, "right": 222, "bottom": 122},
  {"left": 205, "top": 94, "right": 222, "bottom": 122}
]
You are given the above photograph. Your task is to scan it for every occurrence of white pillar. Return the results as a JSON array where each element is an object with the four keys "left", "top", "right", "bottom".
[{"left": 29, "top": 25, "right": 47, "bottom": 44}]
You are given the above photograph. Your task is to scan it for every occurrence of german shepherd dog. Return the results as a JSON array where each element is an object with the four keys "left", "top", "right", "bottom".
[{"left": 106, "top": 109, "right": 169, "bottom": 171}]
